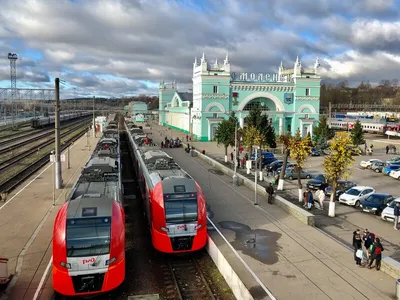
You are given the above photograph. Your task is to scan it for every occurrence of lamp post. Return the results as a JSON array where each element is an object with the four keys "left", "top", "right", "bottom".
[
  {"left": 233, "top": 120, "right": 239, "bottom": 186},
  {"left": 51, "top": 150, "right": 55, "bottom": 206},
  {"left": 254, "top": 146, "right": 259, "bottom": 205}
]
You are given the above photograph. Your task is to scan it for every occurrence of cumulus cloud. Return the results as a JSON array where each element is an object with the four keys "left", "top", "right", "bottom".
[{"left": 0, "top": 0, "right": 398, "bottom": 97}]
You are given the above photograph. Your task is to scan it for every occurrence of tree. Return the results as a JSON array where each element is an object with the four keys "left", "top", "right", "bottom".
[
  {"left": 323, "top": 132, "right": 356, "bottom": 217},
  {"left": 244, "top": 105, "right": 276, "bottom": 149},
  {"left": 313, "top": 116, "right": 333, "bottom": 148},
  {"left": 214, "top": 115, "right": 237, "bottom": 162},
  {"left": 288, "top": 131, "right": 313, "bottom": 202},
  {"left": 277, "top": 133, "right": 291, "bottom": 190},
  {"left": 242, "top": 125, "right": 265, "bottom": 151},
  {"left": 351, "top": 120, "right": 365, "bottom": 146}
]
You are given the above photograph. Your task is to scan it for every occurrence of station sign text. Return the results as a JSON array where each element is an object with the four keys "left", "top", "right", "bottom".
[{"left": 230, "top": 72, "right": 293, "bottom": 83}]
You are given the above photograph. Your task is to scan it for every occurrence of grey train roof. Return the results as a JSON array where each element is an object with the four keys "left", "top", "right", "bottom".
[
  {"left": 70, "top": 181, "right": 119, "bottom": 201},
  {"left": 67, "top": 194, "right": 114, "bottom": 219}
]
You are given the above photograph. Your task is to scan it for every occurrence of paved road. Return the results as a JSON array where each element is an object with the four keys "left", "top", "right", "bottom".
[{"left": 149, "top": 122, "right": 400, "bottom": 261}]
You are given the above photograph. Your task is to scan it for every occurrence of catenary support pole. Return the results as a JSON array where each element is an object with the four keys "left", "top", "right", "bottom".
[
  {"left": 92, "top": 96, "right": 96, "bottom": 138},
  {"left": 55, "top": 78, "right": 62, "bottom": 189}
]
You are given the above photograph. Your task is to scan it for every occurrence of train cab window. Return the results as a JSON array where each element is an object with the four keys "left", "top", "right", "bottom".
[
  {"left": 66, "top": 217, "right": 111, "bottom": 257},
  {"left": 164, "top": 193, "right": 198, "bottom": 223}
]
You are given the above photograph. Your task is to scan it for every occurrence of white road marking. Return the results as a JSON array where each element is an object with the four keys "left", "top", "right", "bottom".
[
  {"left": 373, "top": 139, "right": 400, "bottom": 145},
  {"left": 32, "top": 258, "right": 52, "bottom": 300},
  {"left": 0, "top": 134, "right": 87, "bottom": 300}
]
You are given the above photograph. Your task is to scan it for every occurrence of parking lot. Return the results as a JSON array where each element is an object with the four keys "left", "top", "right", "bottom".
[{"left": 279, "top": 137, "right": 400, "bottom": 259}]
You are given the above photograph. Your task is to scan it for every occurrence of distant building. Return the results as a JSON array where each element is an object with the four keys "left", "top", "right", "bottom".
[
  {"left": 159, "top": 53, "right": 321, "bottom": 141},
  {"left": 129, "top": 101, "right": 148, "bottom": 121}
]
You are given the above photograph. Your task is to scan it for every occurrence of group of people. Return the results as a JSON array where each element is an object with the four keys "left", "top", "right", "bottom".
[
  {"left": 302, "top": 187, "right": 326, "bottom": 210},
  {"left": 352, "top": 229, "right": 384, "bottom": 270}
]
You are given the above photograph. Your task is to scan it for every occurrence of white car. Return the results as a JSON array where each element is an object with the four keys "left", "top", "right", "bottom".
[
  {"left": 338, "top": 186, "right": 375, "bottom": 207},
  {"left": 389, "top": 169, "right": 400, "bottom": 180},
  {"left": 360, "top": 159, "right": 383, "bottom": 169},
  {"left": 381, "top": 198, "right": 400, "bottom": 222}
]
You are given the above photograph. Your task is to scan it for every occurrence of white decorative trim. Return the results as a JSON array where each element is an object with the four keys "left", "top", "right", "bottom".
[
  {"left": 207, "top": 119, "right": 223, "bottom": 141},
  {"left": 202, "top": 93, "right": 229, "bottom": 99},
  {"left": 296, "top": 96, "right": 319, "bottom": 101},
  {"left": 232, "top": 85, "right": 295, "bottom": 92},
  {"left": 237, "top": 92, "right": 285, "bottom": 112},
  {"left": 297, "top": 104, "right": 317, "bottom": 113},
  {"left": 204, "top": 102, "right": 226, "bottom": 113}
]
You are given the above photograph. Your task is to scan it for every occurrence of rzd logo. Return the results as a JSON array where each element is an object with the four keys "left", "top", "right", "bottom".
[{"left": 82, "top": 258, "right": 96, "bottom": 264}]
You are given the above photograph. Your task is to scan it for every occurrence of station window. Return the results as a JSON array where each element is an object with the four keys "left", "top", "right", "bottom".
[
  {"left": 304, "top": 114, "right": 309, "bottom": 119},
  {"left": 213, "top": 86, "right": 218, "bottom": 93},
  {"left": 305, "top": 88, "right": 310, "bottom": 96},
  {"left": 212, "top": 113, "right": 218, "bottom": 118}
]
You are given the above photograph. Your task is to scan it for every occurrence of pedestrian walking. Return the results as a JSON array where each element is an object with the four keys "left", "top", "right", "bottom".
[
  {"left": 353, "top": 229, "right": 361, "bottom": 261},
  {"left": 186, "top": 135, "right": 188, "bottom": 142},
  {"left": 316, "top": 187, "right": 325, "bottom": 210},
  {"left": 386, "top": 145, "right": 389, "bottom": 154},
  {"left": 266, "top": 183, "right": 274, "bottom": 204},
  {"left": 306, "top": 189, "right": 313, "bottom": 210},
  {"left": 230, "top": 152, "right": 234, "bottom": 161},
  {"left": 354, "top": 233, "right": 363, "bottom": 266},
  {"left": 303, "top": 190, "right": 308, "bottom": 207},
  {"left": 394, "top": 201, "right": 400, "bottom": 230},
  {"left": 367, "top": 238, "right": 384, "bottom": 270}
]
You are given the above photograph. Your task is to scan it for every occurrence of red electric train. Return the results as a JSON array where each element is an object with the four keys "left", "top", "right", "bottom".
[
  {"left": 52, "top": 118, "right": 125, "bottom": 296},
  {"left": 125, "top": 120, "right": 207, "bottom": 253}
]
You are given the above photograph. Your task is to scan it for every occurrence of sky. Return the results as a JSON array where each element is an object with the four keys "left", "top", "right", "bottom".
[{"left": 0, "top": 0, "right": 400, "bottom": 98}]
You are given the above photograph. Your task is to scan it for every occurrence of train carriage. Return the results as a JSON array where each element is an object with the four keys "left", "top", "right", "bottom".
[
  {"left": 124, "top": 122, "right": 207, "bottom": 253},
  {"left": 52, "top": 120, "right": 124, "bottom": 297}
]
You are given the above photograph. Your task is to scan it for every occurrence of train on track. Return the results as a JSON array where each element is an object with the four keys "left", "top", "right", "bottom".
[
  {"left": 125, "top": 119, "right": 207, "bottom": 253},
  {"left": 52, "top": 115, "right": 125, "bottom": 297},
  {"left": 31, "top": 111, "right": 92, "bottom": 128},
  {"left": 329, "top": 117, "right": 400, "bottom": 135}
]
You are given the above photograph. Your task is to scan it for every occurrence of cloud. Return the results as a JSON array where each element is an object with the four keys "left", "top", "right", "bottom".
[{"left": 0, "top": 0, "right": 399, "bottom": 96}]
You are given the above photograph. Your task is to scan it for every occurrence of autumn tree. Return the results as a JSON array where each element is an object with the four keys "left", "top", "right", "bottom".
[
  {"left": 277, "top": 133, "right": 291, "bottom": 191},
  {"left": 351, "top": 120, "right": 365, "bottom": 146},
  {"left": 323, "top": 132, "right": 356, "bottom": 217},
  {"left": 242, "top": 125, "right": 265, "bottom": 151},
  {"left": 244, "top": 104, "right": 276, "bottom": 149},
  {"left": 214, "top": 112, "right": 238, "bottom": 162},
  {"left": 288, "top": 130, "right": 313, "bottom": 202}
]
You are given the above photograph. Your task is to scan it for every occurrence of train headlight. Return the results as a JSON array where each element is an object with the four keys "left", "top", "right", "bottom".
[
  {"left": 60, "top": 262, "right": 71, "bottom": 269},
  {"left": 106, "top": 257, "right": 117, "bottom": 265},
  {"left": 160, "top": 227, "right": 169, "bottom": 232}
]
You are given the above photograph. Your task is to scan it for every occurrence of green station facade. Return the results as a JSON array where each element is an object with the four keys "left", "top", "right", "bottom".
[{"left": 159, "top": 53, "right": 321, "bottom": 141}]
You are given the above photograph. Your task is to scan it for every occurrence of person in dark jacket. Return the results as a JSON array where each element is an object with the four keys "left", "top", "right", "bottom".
[
  {"left": 354, "top": 234, "right": 363, "bottom": 266},
  {"left": 266, "top": 183, "right": 274, "bottom": 204},
  {"left": 307, "top": 189, "right": 313, "bottom": 210},
  {"left": 363, "top": 229, "right": 375, "bottom": 251},
  {"left": 368, "top": 238, "right": 384, "bottom": 270},
  {"left": 353, "top": 229, "right": 361, "bottom": 261},
  {"left": 394, "top": 202, "right": 400, "bottom": 230}
]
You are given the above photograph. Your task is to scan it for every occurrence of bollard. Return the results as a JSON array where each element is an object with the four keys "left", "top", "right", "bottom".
[{"left": 396, "top": 279, "right": 400, "bottom": 300}]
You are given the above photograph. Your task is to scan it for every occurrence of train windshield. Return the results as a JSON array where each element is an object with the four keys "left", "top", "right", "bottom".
[
  {"left": 164, "top": 193, "right": 198, "bottom": 223},
  {"left": 66, "top": 217, "right": 111, "bottom": 257}
]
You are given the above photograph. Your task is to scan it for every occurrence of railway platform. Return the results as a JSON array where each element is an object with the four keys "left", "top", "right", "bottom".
[
  {"left": 0, "top": 131, "right": 99, "bottom": 300},
  {"left": 148, "top": 123, "right": 396, "bottom": 300}
]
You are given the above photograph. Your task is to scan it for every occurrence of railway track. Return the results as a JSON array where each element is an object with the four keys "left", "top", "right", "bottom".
[
  {"left": 0, "top": 120, "right": 91, "bottom": 174},
  {"left": 0, "top": 116, "right": 92, "bottom": 153},
  {"left": 0, "top": 125, "right": 90, "bottom": 194},
  {"left": 162, "top": 256, "right": 216, "bottom": 300},
  {"left": 0, "top": 128, "right": 36, "bottom": 141}
]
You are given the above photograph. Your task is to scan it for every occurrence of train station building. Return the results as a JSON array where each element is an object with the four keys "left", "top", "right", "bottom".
[{"left": 159, "top": 53, "right": 321, "bottom": 141}]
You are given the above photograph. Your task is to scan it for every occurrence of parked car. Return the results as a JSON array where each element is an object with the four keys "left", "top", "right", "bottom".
[
  {"left": 389, "top": 169, "right": 400, "bottom": 180},
  {"left": 360, "top": 193, "right": 395, "bottom": 216},
  {"left": 306, "top": 174, "right": 327, "bottom": 190},
  {"left": 381, "top": 198, "right": 400, "bottom": 222},
  {"left": 251, "top": 152, "right": 276, "bottom": 167},
  {"left": 360, "top": 159, "right": 383, "bottom": 169},
  {"left": 338, "top": 186, "right": 375, "bottom": 207},
  {"left": 276, "top": 163, "right": 297, "bottom": 173},
  {"left": 383, "top": 163, "right": 400, "bottom": 175},
  {"left": 325, "top": 180, "right": 357, "bottom": 199},
  {"left": 387, "top": 157, "right": 400, "bottom": 164},
  {"left": 284, "top": 169, "right": 313, "bottom": 180},
  {"left": 371, "top": 161, "right": 385, "bottom": 173},
  {"left": 311, "top": 148, "right": 321, "bottom": 156},
  {"left": 266, "top": 160, "right": 284, "bottom": 172}
]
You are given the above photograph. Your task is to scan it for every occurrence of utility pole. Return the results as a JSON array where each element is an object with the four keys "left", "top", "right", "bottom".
[
  {"left": 233, "top": 120, "right": 238, "bottom": 186},
  {"left": 92, "top": 96, "right": 96, "bottom": 138},
  {"left": 55, "top": 78, "right": 62, "bottom": 189}
]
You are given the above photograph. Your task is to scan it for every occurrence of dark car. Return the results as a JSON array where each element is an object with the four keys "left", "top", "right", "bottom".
[
  {"left": 311, "top": 148, "right": 321, "bottom": 156},
  {"left": 325, "top": 180, "right": 356, "bottom": 199},
  {"left": 251, "top": 152, "right": 276, "bottom": 167},
  {"left": 266, "top": 160, "right": 284, "bottom": 172},
  {"left": 360, "top": 193, "right": 395, "bottom": 216},
  {"left": 306, "top": 174, "right": 327, "bottom": 190}
]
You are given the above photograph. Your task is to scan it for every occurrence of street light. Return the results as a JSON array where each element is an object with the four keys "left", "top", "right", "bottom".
[
  {"left": 51, "top": 150, "right": 55, "bottom": 206},
  {"left": 233, "top": 119, "right": 239, "bottom": 186}
]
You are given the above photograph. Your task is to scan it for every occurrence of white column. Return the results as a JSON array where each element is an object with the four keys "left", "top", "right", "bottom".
[
  {"left": 279, "top": 117, "right": 284, "bottom": 135},
  {"left": 239, "top": 117, "right": 244, "bottom": 128},
  {"left": 310, "top": 123, "right": 313, "bottom": 137},
  {"left": 300, "top": 121, "right": 303, "bottom": 137}
]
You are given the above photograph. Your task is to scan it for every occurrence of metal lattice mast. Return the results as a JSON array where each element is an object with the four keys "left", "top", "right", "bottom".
[{"left": 8, "top": 53, "right": 18, "bottom": 127}]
